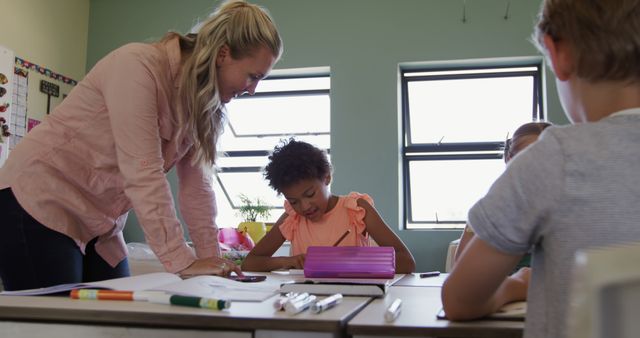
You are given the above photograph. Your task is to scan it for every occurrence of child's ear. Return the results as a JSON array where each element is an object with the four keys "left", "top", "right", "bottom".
[
  {"left": 543, "top": 34, "right": 574, "bottom": 81},
  {"left": 324, "top": 174, "right": 332, "bottom": 185}
]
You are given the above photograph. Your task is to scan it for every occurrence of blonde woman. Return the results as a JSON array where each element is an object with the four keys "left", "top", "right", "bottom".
[{"left": 0, "top": 0, "right": 282, "bottom": 291}]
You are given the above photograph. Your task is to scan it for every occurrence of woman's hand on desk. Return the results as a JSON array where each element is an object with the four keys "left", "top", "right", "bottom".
[{"left": 179, "top": 257, "right": 243, "bottom": 278}]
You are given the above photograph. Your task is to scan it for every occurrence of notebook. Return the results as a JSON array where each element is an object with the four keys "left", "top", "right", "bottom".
[
  {"left": 437, "top": 301, "right": 527, "bottom": 321},
  {"left": 279, "top": 274, "right": 404, "bottom": 297}
]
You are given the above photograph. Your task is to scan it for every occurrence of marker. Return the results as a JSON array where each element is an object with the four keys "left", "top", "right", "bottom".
[
  {"left": 384, "top": 298, "right": 402, "bottom": 322},
  {"left": 311, "top": 293, "right": 343, "bottom": 314},
  {"left": 70, "top": 289, "right": 151, "bottom": 301},
  {"left": 273, "top": 292, "right": 308, "bottom": 311},
  {"left": 284, "top": 294, "right": 317, "bottom": 315},
  {"left": 419, "top": 271, "right": 441, "bottom": 278},
  {"left": 147, "top": 293, "right": 231, "bottom": 311}
]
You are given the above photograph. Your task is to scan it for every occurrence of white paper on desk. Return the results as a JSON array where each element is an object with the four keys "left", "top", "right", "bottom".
[
  {"left": 0, "top": 272, "right": 278, "bottom": 302},
  {"left": 98, "top": 272, "right": 182, "bottom": 291},
  {"left": 491, "top": 301, "right": 527, "bottom": 319},
  {"left": 152, "top": 275, "right": 278, "bottom": 302},
  {"left": 0, "top": 272, "right": 182, "bottom": 296}
]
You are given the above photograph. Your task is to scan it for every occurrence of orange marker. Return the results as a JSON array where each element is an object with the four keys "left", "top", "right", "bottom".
[{"left": 70, "top": 289, "right": 148, "bottom": 301}]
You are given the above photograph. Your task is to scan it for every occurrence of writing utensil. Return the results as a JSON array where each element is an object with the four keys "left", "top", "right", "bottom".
[
  {"left": 419, "top": 271, "right": 441, "bottom": 278},
  {"left": 311, "top": 293, "right": 343, "bottom": 314},
  {"left": 70, "top": 289, "right": 151, "bottom": 301},
  {"left": 332, "top": 229, "right": 351, "bottom": 246},
  {"left": 273, "top": 293, "right": 291, "bottom": 310},
  {"left": 384, "top": 298, "right": 402, "bottom": 322},
  {"left": 273, "top": 292, "right": 308, "bottom": 310},
  {"left": 147, "top": 293, "right": 231, "bottom": 311},
  {"left": 284, "top": 294, "right": 317, "bottom": 315}
]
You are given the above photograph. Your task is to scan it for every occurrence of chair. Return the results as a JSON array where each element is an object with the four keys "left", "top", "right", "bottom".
[
  {"left": 567, "top": 241, "right": 640, "bottom": 338},
  {"left": 445, "top": 238, "right": 460, "bottom": 272}
]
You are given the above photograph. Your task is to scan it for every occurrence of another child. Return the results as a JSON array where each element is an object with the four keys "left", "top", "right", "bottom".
[
  {"left": 241, "top": 139, "right": 416, "bottom": 273},
  {"left": 454, "top": 121, "right": 552, "bottom": 263},
  {"left": 442, "top": 2, "right": 640, "bottom": 338}
]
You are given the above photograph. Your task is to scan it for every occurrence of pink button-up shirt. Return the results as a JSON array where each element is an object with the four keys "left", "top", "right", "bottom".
[{"left": 0, "top": 36, "right": 220, "bottom": 273}]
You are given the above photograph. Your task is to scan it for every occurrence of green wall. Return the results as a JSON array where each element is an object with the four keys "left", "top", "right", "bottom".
[
  {"left": 1, "top": 0, "right": 90, "bottom": 126},
  {"left": 87, "top": 0, "right": 567, "bottom": 271}
]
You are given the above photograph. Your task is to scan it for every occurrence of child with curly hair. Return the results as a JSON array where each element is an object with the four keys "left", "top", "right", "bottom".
[{"left": 242, "top": 138, "right": 415, "bottom": 273}]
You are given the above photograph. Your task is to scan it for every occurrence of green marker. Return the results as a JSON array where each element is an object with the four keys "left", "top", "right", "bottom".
[{"left": 148, "top": 293, "right": 231, "bottom": 310}]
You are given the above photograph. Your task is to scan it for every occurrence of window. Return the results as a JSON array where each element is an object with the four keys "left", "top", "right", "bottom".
[
  {"left": 402, "top": 61, "right": 544, "bottom": 229},
  {"left": 214, "top": 69, "right": 330, "bottom": 228}
]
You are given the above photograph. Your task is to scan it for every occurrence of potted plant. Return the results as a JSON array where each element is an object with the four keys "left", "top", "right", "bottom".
[{"left": 236, "top": 194, "right": 271, "bottom": 244}]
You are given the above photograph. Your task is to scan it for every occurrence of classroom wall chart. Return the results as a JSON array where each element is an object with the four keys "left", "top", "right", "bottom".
[
  {"left": 0, "top": 45, "right": 14, "bottom": 167},
  {"left": 11, "top": 67, "right": 28, "bottom": 149}
]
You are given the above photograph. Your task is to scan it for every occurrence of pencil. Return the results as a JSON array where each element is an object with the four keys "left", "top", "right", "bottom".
[{"left": 332, "top": 229, "right": 351, "bottom": 246}]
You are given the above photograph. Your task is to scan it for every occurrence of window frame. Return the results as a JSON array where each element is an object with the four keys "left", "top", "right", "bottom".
[{"left": 401, "top": 61, "right": 545, "bottom": 229}]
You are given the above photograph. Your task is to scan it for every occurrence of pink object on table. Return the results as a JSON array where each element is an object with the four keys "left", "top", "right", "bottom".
[
  {"left": 217, "top": 228, "right": 254, "bottom": 251},
  {"left": 303, "top": 246, "right": 396, "bottom": 279}
]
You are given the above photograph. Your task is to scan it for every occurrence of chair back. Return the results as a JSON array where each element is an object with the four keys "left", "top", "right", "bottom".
[{"left": 568, "top": 242, "right": 640, "bottom": 338}]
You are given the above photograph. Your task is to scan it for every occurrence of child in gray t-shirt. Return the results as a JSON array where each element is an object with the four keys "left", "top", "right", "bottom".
[{"left": 442, "top": 1, "right": 640, "bottom": 338}]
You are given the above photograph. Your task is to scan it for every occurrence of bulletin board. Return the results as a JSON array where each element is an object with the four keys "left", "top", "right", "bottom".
[
  {"left": 14, "top": 57, "right": 77, "bottom": 127},
  {"left": 0, "top": 45, "right": 14, "bottom": 167},
  {"left": 0, "top": 51, "right": 78, "bottom": 167}
]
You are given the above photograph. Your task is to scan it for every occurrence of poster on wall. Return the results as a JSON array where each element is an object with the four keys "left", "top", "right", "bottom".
[
  {"left": 0, "top": 45, "right": 15, "bottom": 167},
  {"left": 11, "top": 68, "right": 29, "bottom": 149}
]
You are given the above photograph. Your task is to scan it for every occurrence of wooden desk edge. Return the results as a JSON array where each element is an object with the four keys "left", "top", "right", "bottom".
[
  {"left": 347, "top": 323, "right": 523, "bottom": 338},
  {"left": 0, "top": 297, "right": 373, "bottom": 334}
]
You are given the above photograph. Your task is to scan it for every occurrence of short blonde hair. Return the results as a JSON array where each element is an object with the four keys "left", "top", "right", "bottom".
[
  {"left": 533, "top": 0, "right": 640, "bottom": 82},
  {"left": 173, "top": 0, "right": 283, "bottom": 167}
]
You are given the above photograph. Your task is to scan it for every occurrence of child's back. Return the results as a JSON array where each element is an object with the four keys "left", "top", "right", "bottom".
[
  {"left": 442, "top": 1, "right": 640, "bottom": 337},
  {"left": 470, "top": 113, "right": 640, "bottom": 337}
]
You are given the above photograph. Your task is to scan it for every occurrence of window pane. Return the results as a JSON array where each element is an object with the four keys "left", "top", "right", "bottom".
[
  {"left": 213, "top": 174, "right": 283, "bottom": 228},
  {"left": 217, "top": 133, "right": 330, "bottom": 153},
  {"left": 405, "top": 66, "right": 538, "bottom": 78},
  {"left": 257, "top": 76, "right": 330, "bottom": 92},
  {"left": 407, "top": 76, "right": 535, "bottom": 144},
  {"left": 216, "top": 172, "right": 283, "bottom": 207},
  {"left": 226, "top": 95, "right": 330, "bottom": 136},
  {"left": 407, "top": 158, "right": 505, "bottom": 229}
]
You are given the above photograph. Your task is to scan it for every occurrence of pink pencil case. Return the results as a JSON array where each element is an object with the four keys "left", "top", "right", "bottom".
[{"left": 303, "top": 246, "right": 396, "bottom": 278}]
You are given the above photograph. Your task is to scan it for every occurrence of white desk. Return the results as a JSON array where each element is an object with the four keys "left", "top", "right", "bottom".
[
  {"left": 348, "top": 286, "right": 523, "bottom": 338},
  {"left": 0, "top": 272, "right": 370, "bottom": 338},
  {"left": 0, "top": 272, "right": 524, "bottom": 338},
  {"left": 394, "top": 272, "right": 449, "bottom": 287}
]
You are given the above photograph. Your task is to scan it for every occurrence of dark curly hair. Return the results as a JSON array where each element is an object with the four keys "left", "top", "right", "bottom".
[{"left": 264, "top": 138, "right": 332, "bottom": 193}]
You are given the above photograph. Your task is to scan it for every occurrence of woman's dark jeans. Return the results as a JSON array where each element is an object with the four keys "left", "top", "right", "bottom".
[{"left": 0, "top": 188, "right": 129, "bottom": 291}]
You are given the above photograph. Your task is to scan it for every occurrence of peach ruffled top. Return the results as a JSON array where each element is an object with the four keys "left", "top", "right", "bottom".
[{"left": 279, "top": 192, "right": 373, "bottom": 255}]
